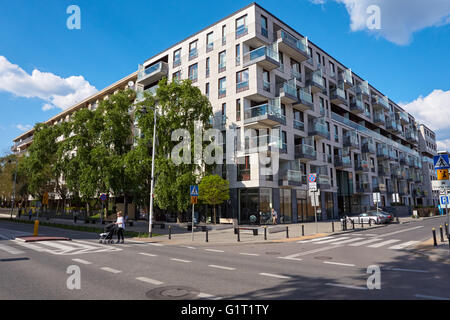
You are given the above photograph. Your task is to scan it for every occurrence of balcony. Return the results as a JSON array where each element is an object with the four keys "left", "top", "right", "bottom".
[
  {"left": 353, "top": 81, "right": 370, "bottom": 98},
  {"left": 293, "top": 87, "right": 314, "bottom": 111},
  {"left": 243, "top": 45, "right": 280, "bottom": 71},
  {"left": 294, "top": 144, "right": 316, "bottom": 161},
  {"left": 309, "top": 118, "right": 330, "bottom": 140},
  {"left": 391, "top": 166, "right": 402, "bottom": 179},
  {"left": 209, "top": 115, "right": 227, "bottom": 130},
  {"left": 244, "top": 101, "right": 286, "bottom": 128},
  {"left": 350, "top": 96, "right": 365, "bottom": 114},
  {"left": 405, "top": 129, "right": 418, "bottom": 143},
  {"left": 388, "top": 148, "right": 397, "bottom": 161},
  {"left": 343, "top": 131, "right": 359, "bottom": 149},
  {"left": 338, "top": 69, "right": 353, "bottom": 89},
  {"left": 373, "top": 111, "right": 385, "bottom": 125},
  {"left": 137, "top": 62, "right": 169, "bottom": 86},
  {"left": 372, "top": 95, "right": 390, "bottom": 112},
  {"left": 334, "top": 155, "right": 352, "bottom": 169},
  {"left": 330, "top": 87, "right": 347, "bottom": 106},
  {"left": 306, "top": 69, "right": 325, "bottom": 94},
  {"left": 386, "top": 117, "right": 400, "bottom": 133},
  {"left": 279, "top": 170, "right": 306, "bottom": 187},
  {"left": 355, "top": 160, "right": 370, "bottom": 173},
  {"left": 240, "top": 134, "right": 280, "bottom": 155},
  {"left": 378, "top": 166, "right": 390, "bottom": 177},
  {"left": 276, "top": 30, "right": 309, "bottom": 62},
  {"left": 377, "top": 145, "right": 389, "bottom": 160},
  {"left": 399, "top": 111, "right": 409, "bottom": 125},
  {"left": 355, "top": 182, "right": 371, "bottom": 194},
  {"left": 12, "top": 135, "right": 33, "bottom": 151},
  {"left": 291, "top": 68, "right": 302, "bottom": 82},
  {"left": 136, "top": 85, "right": 158, "bottom": 101},
  {"left": 293, "top": 119, "right": 305, "bottom": 131},
  {"left": 362, "top": 139, "right": 376, "bottom": 154},
  {"left": 317, "top": 174, "right": 331, "bottom": 189},
  {"left": 278, "top": 80, "right": 298, "bottom": 104}
]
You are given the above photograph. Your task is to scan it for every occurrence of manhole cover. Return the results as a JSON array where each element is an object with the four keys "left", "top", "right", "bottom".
[
  {"left": 146, "top": 286, "right": 200, "bottom": 300},
  {"left": 265, "top": 251, "right": 280, "bottom": 255},
  {"left": 314, "top": 256, "right": 333, "bottom": 260}
]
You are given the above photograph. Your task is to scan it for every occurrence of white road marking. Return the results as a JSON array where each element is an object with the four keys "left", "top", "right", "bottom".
[
  {"left": 181, "top": 246, "right": 196, "bottom": 249},
  {"left": 0, "top": 244, "right": 25, "bottom": 255},
  {"left": 378, "top": 226, "right": 423, "bottom": 238},
  {"left": 148, "top": 243, "right": 164, "bottom": 246},
  {"left": 208, "top": 265, "right": 235, "bottom": 271},
  {"left": 279, "top": 246, "right": 337, "bottom": 260},
  {"left": 328, "top": 237, "right": 365, "bottom": 245},
  {"left": 314, "top": 237, "right": 351, "bottom": 244},
  {"left": 38, "top": 241, "right": 78, "bottom": 252},
  {"left": 348, "top": 238, "right": 383, "bottom": 247},
  {"left": 367, "top": 239, "right": 401, "bottom": 248},
  {"left": 325, "top": 283, "right": 368, "bottom": 290},
  {"left": 323, "top": 261, "right": 355, "bottom": 267},
  {"left": 389, "top": 268, "right": 429, "bottom": 273},
  {"left": 205, "top": 249, "right": 225, "bottom": 253},
  {"left": 297, "top": 236, "right": 335, "bottom": 243},
  {"left": 72, "top": 258, "right": 92, "bottom": 265},
  {"left": 12, "top": 240, "right": 48, "bottom": 252},
  {"left": 415, "top": 294, "right": 450, "bottom": 300},
  {"left": 136, "top": 277, "right": 164, "bottom": 285},
  {"left": 100, "top": 267, "right": 122, "bottom": 274},
  {"left": 139, "top": 252, "right": 158, "bottom": 257},
  {"left": 170, "top": 258, "right": 191, "bottom": 263},
  {"left": 0, "top": 234, "right": 9, "bottom": 240},
  {"left": 388, "top": 241, "right": 420, "bottom": 250},
  {"left": 259, "top": 273, "right": 291, "bottom": 279},
  {"left": 239, "top": 253, "right": 260, "bottom": 256}
]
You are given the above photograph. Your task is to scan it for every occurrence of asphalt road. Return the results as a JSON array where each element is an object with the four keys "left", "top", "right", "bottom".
[{"left": 0, "top": 217, "right": 449, "bottom": 300}]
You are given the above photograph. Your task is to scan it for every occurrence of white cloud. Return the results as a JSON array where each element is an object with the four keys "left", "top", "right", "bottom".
[
  {"left": 0, "top": 56, "right": 97, "bottom": 111},
  {"left": 400, "top": 89, "right": 450, "bottom": 151},
  {"left": 310, "top": 0, "right": 450, "bottom": 45},
  {"left": 16, "top": 124, "right": 33, "bottom": 132}
]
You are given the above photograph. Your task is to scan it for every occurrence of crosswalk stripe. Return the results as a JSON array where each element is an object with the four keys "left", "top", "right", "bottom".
[
  {"left": 327, "top": 237, "right": 365, "bottom": 245},
  {"left": 72, "top": 258, "right": 92, "bottom": 265},
  {"left": 12, "top": 240, "right": 48, "bottom": 252},
  {"left": 314, "top": 237, "right": 350, "bottom": 244},
  {"left": 388, "top": 241, "right": 420, "bottom": 250},
  {"left": 65, "top": 241, "right": 99, "bottom": 250},
  {"left": 0, "top": 244, "right": 25, "bottom": 255},
  {"left": 101, "top": 267, "right": 122, "bottom": 274},
  {"left": 367, "top": 239, "right": 400, "bottom": 248},
  {"left": 38, "top": 241, "right": 77, "bottom": 252},
  {"left": 348, "top": 238, "right": 383, "bottom": 247},
  {"left": 297, "top": 236, "right": 335, "bottom": 243}
]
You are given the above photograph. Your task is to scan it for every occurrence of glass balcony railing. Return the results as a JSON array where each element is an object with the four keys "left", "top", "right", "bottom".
[
  {"left": 298, "top": 87, "right": 313, "bottom": 105},
  {"left": 373, "top": 111, "right": 385, "bottom": 123},
  {"left": 306, "top": 69, "right": 324, "bottom": 89},
  {"left": 350, "top": 97, "right": 364, "bottom": 112},
  {"left": 138, "top": 62, "right": 167, "bottom": 81},
  {"left": 236, "top": 81, "right": 249, "bottom": 91},
  {"left": 189, "top": 48, "right": 198, "bottom": 60},
  {"left": 331, "top": 87, "right": 347, "bottom": 103},
  {"left": 136, "top": 85, "right": 158, "bottom": 101},
  {"left": 343, "top": 131, "right": 359, "bottom": 149},
  {"left": 354, "top": 81, "right": 369, "bottom": 97},
  {"left": 236, "top": 24, "right": 248, "bottom": 38},
  {"left": 372, "top": 95, "right": 390, "bottom": 111},
  {"left": 244, "top": 102, "right": 285, "bottom": 123},
  {"left": 295, "top": 144, "right": 316, "bottom": 159},
  {"left": 280, "top": 170, "right": 306, "bottom": 185},
  {"left": 293, "top": 119, "right": 304, "bottom": 131},
  {"left": 291, "top": 69, "right": 302, "bottom": 81},
  {"left": 334, "top": 155, "right": 352, "bottom": 168},
  {"left": 309, "top": 119, "right": 330, "bottom": 139},
  {"left": 338, "top": 69, "right": 353, "bottom": 87},
  {"left": 209, "top": 115, "right": 227, "bottom": 129},
  {"left": 355, "top": 159, "right": 370, "bottom": 172},
  {"left": 386, "top": 118, "right": 398, "bottom": 131},
  {"left": 377, "top": 145, "right": 389, "bottom": 158},
  {"left": 243, "top": 45, "right": 279, "bottom": 67},
  {"left": 282, "top": 81, "right": 297, "bottom": 98},
  {"left": 399, "top": 111, "right": 409, "bottom": 124},
  {"left": 242, "top": 134, "right": 280, "bottom": 154},
  {"left": 279, "top": 30, "right": 308, "bottom": 56}
]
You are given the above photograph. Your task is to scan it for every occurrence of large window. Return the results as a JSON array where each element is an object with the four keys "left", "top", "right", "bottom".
[
  {"left": 189, "top": 40, "right": 198, "bottom": 60},
  {"left": 173, "top": 48, "right": 181, "bottom": 67},
  {"left": 222, "top": 25, "right": 227, "bottom": 45},
  {"left": 188, "top": 63, "right": 198, "bottom": 82},
  {"left": 263, "top": 70, "right": 270, "bottom": 92},
  {"left": 218, "top": 77, "right": 226, "bottom": 98},
  {"left": 206, "top": 32, "right": 214, "bottom": 52},
  {"left": 236, "top": 69, "right": 249, "bottom": 92},
  {"left": 219, "top": 51, "right": 226, "bottom": 72},
  {"left": 236, "top": 44, "right": 241, "bottom": 66},
  {"left": 206, "top": 57, "right": 210, "bottom": 78},
  {"left": 236, "top": 99, "right": 241, "bottom": 121},
  {"left": 280, "top": 189, "right": 292, "bottom": 223},
  {"left": 238, "top": 156, "right": 250, "bottom": 181},
  {"left": 236, "top": 15, "right": 248, "bottom": 38},
  {"left": 261, "top": 15, "right": 268, "bottom": 37}
]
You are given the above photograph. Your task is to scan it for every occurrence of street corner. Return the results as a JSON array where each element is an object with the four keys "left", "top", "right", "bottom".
[{"left": 411, "top": 237, "right": 450, "bottom": 264}]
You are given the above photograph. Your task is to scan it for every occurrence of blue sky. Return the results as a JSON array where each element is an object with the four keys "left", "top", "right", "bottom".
[{"left": 1, "top": 0, "right": 449, "bottom": 154}]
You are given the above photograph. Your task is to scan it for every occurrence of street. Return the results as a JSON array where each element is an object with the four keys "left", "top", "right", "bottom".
[{"left": 0, "top": 217, "right": 449, "bottom": 300}]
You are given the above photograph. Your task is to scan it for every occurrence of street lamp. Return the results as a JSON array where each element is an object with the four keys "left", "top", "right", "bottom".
[{"left": 8, "top": 157, "right": 18, "bottom": 220}]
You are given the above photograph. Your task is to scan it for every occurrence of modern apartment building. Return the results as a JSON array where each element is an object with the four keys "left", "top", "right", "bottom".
[
  {"left": 12, "top": 3, "right": 439, "bottom": 223},
  {"left": 418, "top": 124, "right": 439, "bottom": 206}
]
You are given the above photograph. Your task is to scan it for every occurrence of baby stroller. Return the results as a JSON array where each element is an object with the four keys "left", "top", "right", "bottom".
[{"left": 99, "top": 223, "right": 116, "bottom": 244}]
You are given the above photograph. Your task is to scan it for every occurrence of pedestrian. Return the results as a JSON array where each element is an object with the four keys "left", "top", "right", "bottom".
[
  {"left": 28, "top": 208, "right": 33, "bottom": 221},
  {"left": 114, "top": 211, "right": 125, "bottom": 244},
  {"left": 271, "top": 208, "right": 278, "bottom": 225}
]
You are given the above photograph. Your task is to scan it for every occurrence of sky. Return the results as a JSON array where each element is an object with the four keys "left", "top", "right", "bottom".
[{"left": 0, "top": 0, "right": 449, "bottom": 154}]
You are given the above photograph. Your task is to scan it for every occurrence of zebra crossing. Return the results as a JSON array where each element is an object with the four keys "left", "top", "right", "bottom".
[
  {"left": 0, "top": 239, "right": 123, "bottom": 256},
  {"left": 297, "top": 235, "right": 420, "bottom": 250}
]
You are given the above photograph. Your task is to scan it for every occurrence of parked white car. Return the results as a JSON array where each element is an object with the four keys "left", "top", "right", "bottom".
[{"left": 344, "top": 211, "right": 386, "bottom": 225}]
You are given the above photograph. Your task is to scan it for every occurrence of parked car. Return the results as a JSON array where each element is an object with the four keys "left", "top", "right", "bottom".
[
  {"left": 344, "top": 211, "right": 386, "bottom": 225},
  {"left": 374, "top": 210, "right": 394, "bottom": 223}
]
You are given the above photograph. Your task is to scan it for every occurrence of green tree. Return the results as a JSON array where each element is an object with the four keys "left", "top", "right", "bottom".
[{"left": 198, "top": 174, "right": 230, "bottom": 224}]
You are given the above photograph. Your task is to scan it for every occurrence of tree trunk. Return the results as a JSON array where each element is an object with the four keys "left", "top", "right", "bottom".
[{"left": 214, "top": 205, "right": 217, "bottom": 225}]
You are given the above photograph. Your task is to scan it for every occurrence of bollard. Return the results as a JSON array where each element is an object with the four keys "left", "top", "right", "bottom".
[
  {"left": 440, "top": 226, "right": 444, "bottom": 242},
  {"left": 206, "top": 228, "right": 209, "bottom": 243},
  {"left": 33, "top": 220, "right": 39, "bottom": 236},
  {"left": 168, "top": 226, "right": 172, "bottom": 240},
  {"left": 286, "top": 226, "right": 289, "bottom": 239},
  {"left": 264, "top": 226, "right": 267, "bottom": 240},
  {"left": 361, "top": 220, "right": 364, "bottom": 228},
  {"left": 445, "top": 223, "right": 449, "bottom": 237},
  {"left": 302, "top": 225, "right": 305, "bottom": 236},
  {"left": 396, "top": 216, "right": 399, "bottom": 223},
  {"left": 237, "top": 228, "right": 240, "bottom": 242},
  {"left": 369, "top": 219, "right": 372, "bottom": 227},
  {"left": 332, "top": 221, "right": 335, "bottom": 233},
  {"left": 432, "top": 228, "right": 437, "bottom": 247}
]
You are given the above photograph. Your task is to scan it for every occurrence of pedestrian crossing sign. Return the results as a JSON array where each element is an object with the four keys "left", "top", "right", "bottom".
[
  {"left": 190, "top": 185, "right": 199, "bottom": 197},
  {"left": 434, "top": 154, "right": 449, "bottom": 170}
]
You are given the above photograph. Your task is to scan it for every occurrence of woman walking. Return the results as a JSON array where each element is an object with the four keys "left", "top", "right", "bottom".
[{"left": 115, "top": 211, "right": 125, "bottom": 244}]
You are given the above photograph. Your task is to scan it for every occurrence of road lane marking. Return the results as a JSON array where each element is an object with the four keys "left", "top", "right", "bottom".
[
  {"left": 208, "top": 265, "right": 235, "bottom": 271},
  {"left": 348, "top": 238, "right": 383, "bottom": 247},
  {"left": 388, "top": 241, "right": 420, "bottom": 250},
  {"left": 325, "top": 283, "right": 368, "bottom": 290},
  {"left": 367, "top": 239, "right": 401, "bottom": 248},
  {"left": 279, "top": 246, "right": 337, "bottom": 260},
  {"left": 136, "top": 277, "right": 164, "bottom": 285},
  {"left": 414, "top": 294, "right": 450, "bottom": 300},
  {"left": 170, "top": 258, "right": 191, "bottom": 263},
  {"left": 148, "top": 243, "right": 164, "bottom": 246},
  {"left": 378, "top": 226, "right": 423, "bottom": 238},
  {"left": 259, "top": 273, "right": 291, "bottom": 279},
  {"left": 323, "top": 261, "right": 356, "bottom": 267},
  {"left": 72, "top": 258, "right": 92, "bottom": 265},
  {"left": 139, "top": 252, "right": 158, "bottom": 257},
  {"left": 314, "top": 237, "right": 350, "bottom": 244},
  {"left": 297, "top": 236, "right": 335, "bottom": 243},
  {"left": 38, "top": 241, "right": 77, "bottom": 252},
  {"left": 100, "top": 267, "right": 122, "bottom": 274},
  {"left": 0, "top": 244, "right": 25, "bottom": 255},
  {"left": 181, "top": 246, "right": 196, "bottom": 249},
  {"left": 205, "top": 249, "right": 225, "bottom": 253},
  {"left": 389, "top": 268, "right": 429, "bottom": 273},
  {"left": 12, "top": 240, "right": 48, "bottom": 252},
  {"left": 239, "top": 253, "right": 260, "bottom": 256}
]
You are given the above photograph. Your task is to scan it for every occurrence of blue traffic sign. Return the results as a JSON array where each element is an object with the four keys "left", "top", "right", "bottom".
[
  {"left": 440, "top": 195, "right": 449, "bottom": 205},
  {"left": 434, "top": 154, "right": 449, "bottom": 170},
  {"left": 190, "top": 185, "right": 199, "bottom": 197},
  {"left": 100, "top": 193, "right": 107, "bottom": 201}
]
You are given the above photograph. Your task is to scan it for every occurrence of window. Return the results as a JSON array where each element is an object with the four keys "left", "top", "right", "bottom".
[
  {"left": 219, "top": 77, "right": 226, "bottom": 98},
  {"left": 173, "top": 48, "right": 181, "bottom": 67},
  {"left": 188, "top": 63, "right": 198, "bottom": 82},
  {"left": 222, "top": 25, "right": 227, "bottom": 45},
  {"left": 189, "top": 40, "right": 198, "bottom": 60},
  {"left": 316, "top": 52, "right": 321, "bottom": 66},
  {"left": 236, "top": 99, "right": 241, "bottom": 121},
  {"left": 261, "top": 15, "right": 268, "bottom": 37},
  {"left": 263, "top": 70, "right": 270, "bottom": 91},
  {"left": 236, "top": 15, "right": 248, "bottom": 38},
  {"left": 281, "top": 130, "right": 287, "bottom": 153},
  {"left": 206, "top": 57, "right": 210, "bottom": 78},
  {"left": 221, "top": 103, "right": 226, "bottom": 125},
  {"left": 238, "top": 156, "right": 250, "bottom": 181},
  {"left": 236, "top": 44, "right": 241, "bottom": 66},
  {"left": 334, "top": 125, "right": 338, "bottom": 142},
  {"left": 206, "top": 32, "right": 214, "bottom": 52},
  {"left": 172, "top": 71, "right": 181, "bottom": 81},
  {"left": 279, "top": 189, "right": 292, "bottom": 223},
  {"left": 279, "top": 52, "right": 284, "bottom": 70},
  {"left": 219, "top": 51, "right": 226, "bottom": 72},
  {"left": 329, "top": 62, "right": 335, "bottom": 77},
  {"left": 236, "top": 69, "right": 249, "bottom": 92},
  {"left": 205, "top": 83, "right": 209, "bottom": 98}
]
